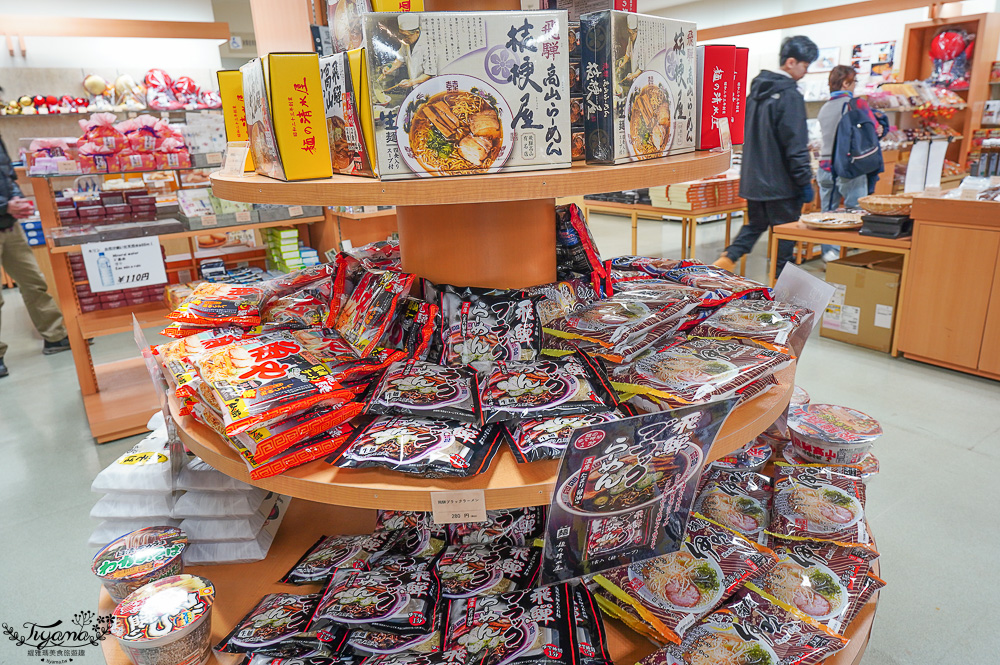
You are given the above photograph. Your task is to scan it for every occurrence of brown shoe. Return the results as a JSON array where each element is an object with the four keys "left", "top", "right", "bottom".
[{"left": 712, "top": 255, "right": 736, "bottom": 272}]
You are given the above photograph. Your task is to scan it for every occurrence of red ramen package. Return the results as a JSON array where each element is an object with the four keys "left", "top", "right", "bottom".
[
  {"left": 217, "top": 592, "right": 335, "bottom": 655},
  {"left": 593, "top": 514, "right": 778, "bottom": 645},
  {"left": 526, "top": 279, "right": 602, "bottom": 326},
  {"left": 436, "top": 544, "right": 541, "bottom": 598},
  {"left": 555, "top": 204, "right": 606, "bottom": 282},
  {"left": 378, "top": 298, "right": 440, "bottom": 362},
  {"left": 167, "top": 282, "right": 269, "bottom": 327},
  {"left": 444, "top": 584, "right": 575, "bottom": 665},
  {"left": 571, "top": 584, "right": 613, "bottom": 665},
  {"left": 366, "top": 360, "right": 482, "bottom": 423},
  {"left": 693, "top": 470, "right": 773, "bottom": 545},
  {"left": 448, "top": 507, "right": 546, "bottom": 547},
  {"left": 328, "top": 417, "right": 503, "bottom": 478},
  {"left": 688, "top": 300, "right": 815, "bottom": 357},
  {"left": 228, "top": 422, "right": 356, "bottom": 480},
  {"left": 161, "top": 322, "right": 222, "bottom": 338},
  {"left": 662, "top": 264, "right": 772, "bottom": 306},
  {"left": 309, "top": 567, "right": 439, "bottom": 635},
  {"left": 768, "top": 463, "right": 872, "bottom": 550},
  {"left": 439, "top": 286, "right": 542, "bottom": 370},
  {"left": 609, "top": 338, "right": 791, "bottom": 408},
  {"left": 235, "top": 403, "right": 363, "bottom": 463},
  {"left": 154, "top": 328, "right": 248, "bottom": 398},
  {"left": 636, "top": 583, "right": 848, "bottom": 665},
  {"left": 479, "top": 353, "right": 618, "bottom": 425},
  {"left": 293, "top": 329, "right": 405, "bottom": 388},
  {"left": 507, "top": 409, "right": 636, "bottom": 463},
  {"left": 334, "top": 268, "right": 416, "bottom": 357},
  {"left": 756, "top": 540, "right": 882, "bottom": 634},
  {"left": 709, "top": 440, "right": 772, "bottom": 473},
  {"left": 262, "top": 264, "right": 336, "bottom": 300},
  {"left": 264, "top": 280, "right": 334, "bottom": 330},
  {"left": 281, "top": 531, "right": 405, "bottom": 585}
]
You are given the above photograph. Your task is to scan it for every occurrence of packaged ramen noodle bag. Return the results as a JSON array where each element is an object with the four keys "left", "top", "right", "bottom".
[
  {"left": 376, "top": 298, "right": 440, "bottom": 362},
  {"left": 167, "top": 282, "right": 270, "bottom": 327},
  {"left": 176, "top": 455, "right": 256, "bottom": 492},
  {"left": 365, "top": 360, "right": 482, "bottom": 423},
  {"left": 607, "top": 257, "right": 694, "bottom": 277},
  {"left": 782, "top": 444, "right": 881, "bottom": 480},
  {"left": 364, "top": 648, "right": 489, "bottom": 665},
  {"left": 263, "top": 280, "right": 335, "bottom": 330},
  {"left": 593, "top": 514, "right": 778, "bottom": 644},
  {"left": 153, "top": 327, "right": 249, "bottom": 398},
  {"left": 292, "top": 328, "right": 405, "bottom": 388},
  {"left": 161, "top": 321, "right": 223, "bottom": 338},
  {"left": 374, "top": 510, "right": 449, "bottom": 546},
  {"left": 439, "top": 286, "right": 543, "bottom": 370},
  {"left": 688, "top": 300, "right": 815, "bottom": 357},
  {"left": 709, "top": 439, "right": 771, "bottom": 473},
  {"left": 261, "top": 264, "right": 336, "bottom": 301},
  {"left": 443, "top": 584, "right": 576, "bottom": 665},
  {"left": 525, "top": 278, "right": 602, "bottom": 326},
  {"left": 693, "top": 470, "right": 773, "bottom": 544},
  {"left": 217, "top": 592, "right": 332, "bottom": 654},
  {"left": 348, "top": 610, "right": 443, "bottom": 657},
  {"left": 170, "top": 488, "right": 271, "bottom": 519},
  {"left": 570, "top": 583, "right": 613, "bottom": 665},
  {"left": 334, "top": 268, "right": 416, "bottom": 357},
  {"left": 282, "top": 531, "right": 406, "bottom": 585},
  {"left": 479, "top": 352, "right": 618, "bottom": 425},
  {"left": 309, "top": 567, "right": 439, "bottom": 636},
  {"left": 555, "top": 204, "right": 606, "bottom": 283},
  {"left": 506, "top": 407, "right": 637, "bottom": 464},
  {"left": 228, "top": 422, "right": 357, "bottom": 480},
  {"left": 768, "top": 463, "right": 872, "bottom": 550},
  {"left": 448, "top": 506, "right": 546, "bottom": 547},
  {"left": 369, "top": 551, "right": 438, "bottom": 576},
  {"left": 662, "top": 264, "right": 772, "bottom": 305},
  {"left": 328, "top": 416, "right": 504, "bottom": 479},
  {"left": 591, "top": 587, "right": 666, "bottom": 646},
  {"left": 755, "top": 540, "right": 882, "bottom": 634},
  {"left": 248, "top": 654, "right": 351, "bottom": 665},
  {"left": 608, "top": 278, "right": 715, "bottom": 306},
  {"left": 636, "top": 583, "right": 848, "bottom": 665},
  {"left": 436, "top": 544, "right": 542, "bottom": 598},
  {"left": 234, "top": 403, "right": 362, "bottom": 464}
]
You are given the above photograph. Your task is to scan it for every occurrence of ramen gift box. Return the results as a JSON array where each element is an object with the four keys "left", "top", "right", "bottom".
[
  {"left": 580, "top": 11, "right": 697, "bottom": 164},
  {"left": 362, "top": 11, "right": 572, "bottom": 179}
]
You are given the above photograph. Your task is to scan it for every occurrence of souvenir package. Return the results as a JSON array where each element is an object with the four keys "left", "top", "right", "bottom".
[
  {"left": 734, "top": 375, "right": 779, "bottom": 405},
  {"left": 180, "top": 493, "right": 282, "bottom": 542},
  {"left": 364, "top": 649, "right": 487, "bottom": 665},
  {"left": 335, "top": 269, "right": 416, "bottom": 357},
  {"left": 320, "top": 51, "right": 376, "bottom": 177},
  {"left": 281, "top": 531, "right": 404, "bottom": 585},
  {"left": 176, "top": 455, "right": 255, "bottom": 492},
  {"left": 161, "top": 322, "right": 220, "bottom": 338},
  {"left": 636, "top": 584, "right": 848, "bottom": 665},
  {"left": 436, "top": 544, "right": 542, "bottom": 598},
  {"left": 263, "top": 281, "right": 335, "bottom": 330},
  {"left": 328, "top": 416, "right": 503, "bottom": 478},
  {"left": 593, "top": 514, "right": 777, "bottom": 644},
  {"left": 91, "top": 431, "right": 177, "bottom": 494},
  {"left": 479, "top": 353, "right": 618, "bottom": 425},
  {"left": 379, "top": 298, "right": 440, "bottom": 361},
  {"left": 609, "top": 338, "right": 791, "bottom": 407},
  {"left": 709, "top": 439, "right": 771, "bottom": 473},
  {"left": 609, "top": 279, "right": 712, "bottom": 305},
  {"left": 217, "top": 70, "right": 255, "bottom": 171},
  {"left": 448, "top": 507, "right": 546, "bottom": 546},
  {"left": 756, "top": 540, "right": 883, "bottom": 633},
  {"left": 444, "top": 584, "right": 576, "bottom": 665},
  {"left": 309, "top": 567, "right": 439, "bottom": 635},
  {"left": 571, "top": 584, "right": 613, "bottom": 665},
  {"left": 768, "top": 463, "right": 872, "bottom": 550},
  {"left": 263, "top": 264, "right": 337, "bottom": 300},
  {"left": 507, "top": 410, "right": 634, "bottom": 463},
  {"left": 693, "top": 469, "right": 773, "bottom": 544},
  {"left": 363, "top": 11, "right": 571, "bottom": 179},
  {"left": 347, "top": 611, "right": 443, "bottom": 657},
  {"left": 91, "top": 492, "right": 178, "bottom": 520},
  {"left": 292, "top": 329, "right": 403, "bottom": 386},
  {"left": 229, "top": 423, "right": 357, "bottom": 480},
  {"left": 234, "top": 404, "right": 362, "bottom": 464},
  {"left": 525, "top": 278, "right": 601, "bottom": 326},
  {"left": 370, "top": 550, "right": 439, "bottom": 575},
  {"left": 607, "top": 257, "right": 692, "bottom": 277},
  {"left": 171, "top": 488, "right": 271, "bottom": 519},
  {"left": 787, "top": 404, "right": 882, "bottom": 465},
  {"left": 183, "top": 519, "right": 284, "bottom": 565},
  {"left": 688, "top": 300, "right": 815, "bottom": 357},
  {"left": 366, "top": 360, "right": 482, "bottom": 423},
  {"left": 555, "top": 204, "right": 606, "bottom": 283},
  {"left": 166, "top": 282, "right": 269, "bottom": 327},
  {"left": 662, "top": 264, "right": 771, "bottom": 305},
  {"left": 217, "top": 593, "right": 324, "bottom": 654},
  {"left": 154, "top": 328, "right": 248, "bottom": 398},
  {"left": 375, "top": 510, "right": 447, "bottom": 540},
  {"left": 439, "top": 286, "right": 542, "bottom": 370},
  {"left": 581, "top": 11, "right": 697, "bottom": 164}
]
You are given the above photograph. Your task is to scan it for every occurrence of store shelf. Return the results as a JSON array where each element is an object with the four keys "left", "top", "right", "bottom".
[
  {"left": 334, "top": 209, "right": 396, "bottom": 220},
  {"left": 171, "top": 363, "right": 794, "bottom": 511},
  {"left": 211, "top": 151, "right": 732, "bottom": 207},
  {"left": 77, "top": 301, "right": 170, "bottom": 339},
  {"left": 84, "top": 357, "right": 161, "bottom": 443}
]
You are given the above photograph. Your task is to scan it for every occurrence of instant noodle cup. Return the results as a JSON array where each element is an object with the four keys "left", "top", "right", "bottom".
[
  {"left": 791, "top": 384, "right": 810, "bottom": 406},
  {"left": 788, "top": 404, "right": 882, "bottom": 465},
  {"left": 93, "top": 526, "right": 188, "bottom": 604},
  {"left": 110, "top": 574, "right": 215, "bottom": 665}
]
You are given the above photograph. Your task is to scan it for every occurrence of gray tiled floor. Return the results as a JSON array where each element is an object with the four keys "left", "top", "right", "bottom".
[{"left": 0, "top": 213, "right": 997, "bottom": 664}]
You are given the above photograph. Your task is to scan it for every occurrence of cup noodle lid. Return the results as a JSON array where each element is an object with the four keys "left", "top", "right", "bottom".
[
  {"left": 92, "top": 526, "right": 188, "bottom": 582},
  {"left": 788, "top": 403, "right": 882, "bottom": 445},
  {"left": 111, "top": 574, "right": 215, "bottom": 645},
  {"left": 790, "top": 384, "right": 810, "bottom": 406}
]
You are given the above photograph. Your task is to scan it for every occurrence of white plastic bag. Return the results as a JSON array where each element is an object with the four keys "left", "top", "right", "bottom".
[
  {"left": 176, "top": 456, "right": 255, "bottom": 493},
  {"left": 179, "top": 493, "right": 282, "bottom": 542},
  {"left": 91, "top": 431, "right": 176, "bottom": 494},
  {"left": 90, "top": 492, "right": 180, "bottom": 520},
  {"left": 170, "top": 487, "right": 269, "bottom": 519},
  {"left": 182, "top": 495, "right": 289, "bottom": 564},
  {"left": 88, "top": 519, "right": 182, "bottom": 548}
]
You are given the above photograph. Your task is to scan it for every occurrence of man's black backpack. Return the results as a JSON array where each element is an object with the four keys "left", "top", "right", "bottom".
[{"left": 831, "top": 98, "right": 884, "bottom": 184}]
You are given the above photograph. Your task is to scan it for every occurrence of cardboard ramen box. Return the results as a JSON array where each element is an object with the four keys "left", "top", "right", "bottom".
[
  {"left": 320, "top": 52, "right": 376, "bottom": 176},
  {"left": 217, "top": 70, "right": 255, "bottom": 171},
  {"left": 731, "top": 46, "right": 748, "bottom": 145},
  {"left": 580, "top": 11, "right": 697, "bottom": 165},
  {"left": 241, "top": 54, "right": 333, "bottom": 182},
  {"left": 362, "top": 11, "right": 571, "bottom": 180},
  {"left": 821, "top": 250, "right": 902, "bottom": 353},
  {"left": 696, "top": 44, "right": 735, "bottom": 151},
  {"left": 522, "top": 1, "right": 636, "bottom": 20},
  {"left": 328, "top": 0, "right": 422, "bottom": 53}
]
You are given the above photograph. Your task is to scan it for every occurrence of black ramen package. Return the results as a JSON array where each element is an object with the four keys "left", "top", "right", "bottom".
[
  {"left": 366, "top": 360, "right": 482, "bottom": 423},
  {"left": 348, "top": 614, "right": 443, "bottom": 657},
  {"left": 709, "top": 439, "right": 772, "bottom": 473},
  {"left": 369, "top": 551, "right": 438, "bottom": 576},
  {"left": 768, "top": 463, "right": 872, "bottom": 551},
  {"left": 663, "top": 264, "right": 772, "bottom": 306},
  {"left": 593, "top": 514, "right": 778, "bottom": 645},
  {"left": 375, "top": 510, "right": 449, "bottom": 546},
  {"left": 609, "top": 338, "right": 791, "bottom": 408},
  {"left": 364, "top": 649, "right": 489, "bottom": 665},
  {"left": 570, "top": 584, "right": 613, "bottom": 665},
  {"left": 378, "top": 298, "right": 440, "bottom": 362},
  {"left": 217, "top": 592, "right": 330, "bottom": 654},
  {"left": 328, "top": 416, "right": 503, "bottom": 478},
  {"left": 636, "top": 583, "right": 848, "bottom": 665},
  {"left": 507, "top": 410, "right": 634, "bottom": 463},
  {"left": 334, "top": 268, "right": 416, "bottom": 358},
  {"left": 436, "top": 544, "right": 542, "bottom": 598},
  {"left": 444, "top": 584, "right": 575, "bottom": 665},
  {"left": 756, "top": 540, "right": 882, "bottom": 634},
  {"left": 607, "top": 257, "right": 693, "bottom": 277},
  {"left": 688, "top": 300, "right": 815, "bottom": 357},
  {"left": 281, "top": 531, "right": 404, "bottom": 585},
  {"left": 479, "top": 353, "right": 617, "bottom": 425},
  {"left": 693, "top": 469, "right": 773, "bottom": 544},
  {"left": 448, "top": 507, "right": 546, "bottom": 547},
  {"left": 310, "top": 567, "right": 439, "bottom": 635},
  {"left": 555, "top": 204, "right": 606, "bottom": 281},
  {"left": 526, "top": 278, "right": 602, "bottom": 326},
  {"left": 541, "top": 400, "right": 738, "bottom": 584},
  {"left": 248, "top": 655, "right": 351, "bottom": 665},
  {"left": 439, "top": 286, "right": 542, "bottom": 370}
]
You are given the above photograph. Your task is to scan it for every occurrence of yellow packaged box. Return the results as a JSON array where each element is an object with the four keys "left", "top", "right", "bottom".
[
  {"left": 217, "top": 70, "right": 255, "bottom": 172},
  {"left": 241, "top": 53, "right": 333, "bottom": 182}
]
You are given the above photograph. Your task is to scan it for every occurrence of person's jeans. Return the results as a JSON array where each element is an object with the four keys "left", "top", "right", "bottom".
[
  {"left": 816, "top": 169, "right": 868, "bottom": 256},
  {"left": 724, "top": 198, "right": 799, "bottom": 276}
]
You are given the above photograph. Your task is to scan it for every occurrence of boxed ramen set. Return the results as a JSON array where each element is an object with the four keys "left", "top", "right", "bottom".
[
  {"left": 521, "top": 0, "right": 637, "bottom": 21},
  {"left": 695, "top": 44, "right": 748, "bottom": 150},
  {"left": 216, "top": 70, "right": 255, "bottom": 172},
  {"left": 580, "top": 11, "right": 697, "bottom": 164}
]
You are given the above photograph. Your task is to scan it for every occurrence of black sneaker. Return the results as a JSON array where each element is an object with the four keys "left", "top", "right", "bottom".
[
  {"left": 0, "top": 357, "right": 7, "bottom": 378},
  {"left": 43, "top": 337, "right": 72, "bottom": 355}
]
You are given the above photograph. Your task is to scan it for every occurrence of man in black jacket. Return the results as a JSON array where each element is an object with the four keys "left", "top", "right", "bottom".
[
  {"left": 0, "top": 136, "right": 70, "bottom": 378},
  {"left": 714, "top": 36, "right": 818, "bottom": 277}
]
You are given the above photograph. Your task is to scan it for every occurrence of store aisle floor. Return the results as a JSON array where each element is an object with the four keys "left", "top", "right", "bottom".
[{"left": 0, "top": 213, "right": 997, "bottom": 665}]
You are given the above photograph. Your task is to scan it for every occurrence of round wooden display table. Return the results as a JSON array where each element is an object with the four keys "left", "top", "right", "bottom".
[
  {"left": 171, "top": 363, "right": 795, "bottom": 511},
  {"left": 98, "top": 497, "right": 879, "bottom": 665}
]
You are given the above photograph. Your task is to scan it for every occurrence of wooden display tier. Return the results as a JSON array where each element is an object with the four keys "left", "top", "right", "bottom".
[
  {"left": 98, "top": 496, "right": 878, "bottom": 665},
  {"left": 171, "top": 363, "right": 794, "bottom": 511},
  {"left": 85, "top": 358, "right": 163, "bottom": 443}
]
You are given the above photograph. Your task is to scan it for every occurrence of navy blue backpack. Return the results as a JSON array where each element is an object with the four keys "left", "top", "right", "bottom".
[{"left": 830, "top": 99, "right": 886, "bottom": 206}]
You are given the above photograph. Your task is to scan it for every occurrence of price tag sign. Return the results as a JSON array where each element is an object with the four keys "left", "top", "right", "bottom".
[
  {"left": 201, "top": 214, "right": 218, "bottom": 227},
  {"left": 206, "top": 152, "right": 224, "bottom": 165},
  {"left": 431, "top": 490, "right": 487, "bottom": 525},
  {"left": 220, "top": 141, "right": 251, "bottom": 176},
  {"left": 82, "top": 238, "right": 168, "bottom": 293},
  {"left": 288, "top": 205, "right": 304, "bottom": 217},
  {"left": 717, "top": 117, "right": 733, "bottom": 152},
  {"left": 235, "top": 211, "right": 252, "bottom": 223},
  {"left": 57, "top": 160, "right": 80, "bottom": 174}
]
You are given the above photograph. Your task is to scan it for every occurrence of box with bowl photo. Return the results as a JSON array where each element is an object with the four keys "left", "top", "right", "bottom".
[{"left": 821, "top": 251, "right": 902, "bottom": 353}]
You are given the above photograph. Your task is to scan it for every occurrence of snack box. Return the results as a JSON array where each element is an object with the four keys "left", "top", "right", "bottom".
[
  {"left": 320, "top": 51, "right": 376, "bottom": 177},
  {"left": 363, "top": 10, "right": 572, "bottom": 180},
  {"left": 217, "top": 69, "right": 255, "bottom": 171},
  {"left": 696, "top": 44, "right": 735, "bottom": 151},
  {"left": 241, "top": 53, "right": 333, "bottom": 182},
  {"left": 155, "top": 152, "right": 192, "bottom": 170},
  {"left": 119, "top": 153, "right": 157, "bottom": 172},
  {"left": 580, "top": 11, "right": 697, "bottom": 164}
]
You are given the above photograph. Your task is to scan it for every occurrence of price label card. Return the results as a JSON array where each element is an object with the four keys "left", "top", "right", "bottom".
[
  {"left": 206, "top": 152, "right": 224, "bottom": 165},
  {"left": 82, "top": 238, "right": 168, "bottom": 293},
  {"left": 288, "top": 205, "right": 304, "bottom": 217},
  {"left": 201, "top": 214, "right": 218, "bottom": 227},
  {"left": 235, "top": 211, "right": 252, "bottom": 223},
  {"left": 220, "top": 141, "right": 251, "bottom": 176},
  {"left": 431, "top": 490, "right": 487, "bottom": 525},
  {"left": 717, "top": 117, "right": 733, "bottom": 152},
  {"left": 57, "top": 160, "right": 80, "bottom": 174}
]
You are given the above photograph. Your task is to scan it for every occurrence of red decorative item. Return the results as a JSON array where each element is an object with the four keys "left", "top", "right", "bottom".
[
  {"left": 32, "top": 95, "right": 46, "bottom": 108},
  {"left": 928, "top": 28, "right": 975, "bottom": 90},
  {"left": 144, "top": 68, "right": 174, "bottom": 90}
]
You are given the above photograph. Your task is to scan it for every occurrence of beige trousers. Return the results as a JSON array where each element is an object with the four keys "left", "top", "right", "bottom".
[{"left": 0, "top": 225, "right": 67, "bottom": 357}]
